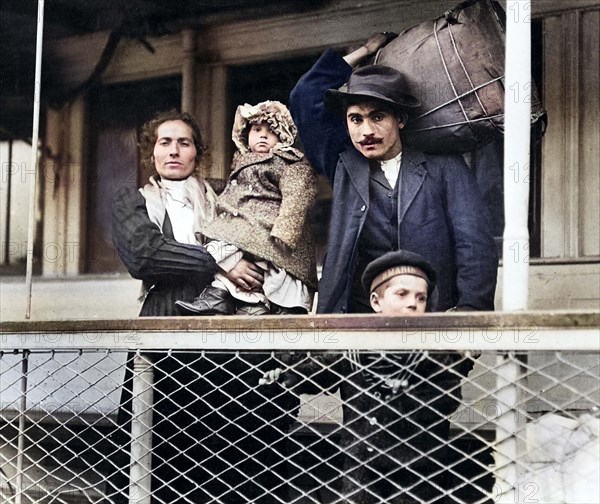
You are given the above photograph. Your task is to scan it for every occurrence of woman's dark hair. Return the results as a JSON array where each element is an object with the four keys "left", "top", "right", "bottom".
[{"left": 139, "top": 109, "right": 205, "bottom": 175}]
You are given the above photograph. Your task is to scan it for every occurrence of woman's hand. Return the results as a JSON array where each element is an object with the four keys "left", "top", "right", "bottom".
[{"left": 224, "top": 258, "right": 264, "bottom": 291}]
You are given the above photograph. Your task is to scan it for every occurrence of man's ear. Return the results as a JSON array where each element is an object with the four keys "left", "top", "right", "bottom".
[
  {"left": 370, "top": 292, "right": 383, "bottom": 313},
  {"left": 397, "top": 110, "right": 408, "bottom": 130}
]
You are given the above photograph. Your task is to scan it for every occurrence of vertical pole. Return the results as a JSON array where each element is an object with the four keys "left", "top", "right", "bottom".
[
  {"left": 3, "top": 140, "right": 13, "bottom": 265},
  {"left": 493, "top": 351, "right": 520, "bottom": 502},
  {"left": 25, "top": 0, "right": 45, "bottom": 319},
  {"left": 15, "top": 351, "right": 29, "bottom": 504},
  {"left": 494, "top": 1, "right": 532, "bottom": 502},
  {"left": 503, "top": 1, "right": 532, "bottom": 309},
  {"left": 129, "top": 353, "right": 154, "bottom": 504},
  {"left": 181, "top": 29, "right": 196, "bottom": 114}
]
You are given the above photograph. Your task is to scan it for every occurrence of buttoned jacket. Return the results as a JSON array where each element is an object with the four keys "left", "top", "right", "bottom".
[{"left": 290, "top": 49, "right": 498, "bottom": 313}]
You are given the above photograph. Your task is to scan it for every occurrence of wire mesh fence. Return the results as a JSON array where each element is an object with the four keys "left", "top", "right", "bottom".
[{"left": 1, "top": 326, "right": 599, "bottom": 503}]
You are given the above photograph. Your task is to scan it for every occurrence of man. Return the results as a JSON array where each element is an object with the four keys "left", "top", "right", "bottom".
[{"left": 289, "top": 33, "right": 498, "bottom": 314}]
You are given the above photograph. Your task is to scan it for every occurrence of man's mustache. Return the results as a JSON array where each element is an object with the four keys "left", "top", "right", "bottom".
[{"left": 358, "top": 137, "right": 383, "bottom": 146}]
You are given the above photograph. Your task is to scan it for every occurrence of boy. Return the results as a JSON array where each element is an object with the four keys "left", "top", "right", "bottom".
[
  {"left": 363, "top": 249, "right": 436, "bottom": 317},
  {"left": 262, "top": 250, "right": 469, "bottom": 503},
  {"left": 175, "top": 100, "right": 317, "bottom": 315}
]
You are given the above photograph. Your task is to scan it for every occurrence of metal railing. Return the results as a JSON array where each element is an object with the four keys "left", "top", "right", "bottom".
[{"left": 1, "top": 312, "right": 598, "bottom": 503}]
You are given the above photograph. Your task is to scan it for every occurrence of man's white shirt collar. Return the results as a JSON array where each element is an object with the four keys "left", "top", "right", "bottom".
[{"left": 379, "top": 151, "right": 403, "bottom": 188}]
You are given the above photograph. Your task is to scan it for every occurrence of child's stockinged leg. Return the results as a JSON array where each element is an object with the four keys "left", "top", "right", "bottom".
[{"left": 236, "top": 299, "right": 270, "bottom": 316}]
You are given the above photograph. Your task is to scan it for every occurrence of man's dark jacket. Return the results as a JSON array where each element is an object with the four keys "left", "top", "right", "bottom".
[{"left": 290, "top": 49, "right": 498, "bottom": 313}]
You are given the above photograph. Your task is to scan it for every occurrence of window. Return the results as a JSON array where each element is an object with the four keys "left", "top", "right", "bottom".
[
  {"left": 86, "top": 76, "right": 182, "bottom": 273},
  {"left": 0, "top": 139, "right": 34, "bottom": 275}
]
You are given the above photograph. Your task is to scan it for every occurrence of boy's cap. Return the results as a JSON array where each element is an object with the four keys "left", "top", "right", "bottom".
[
  {"left": 362, "top": 250, "right": 437, "bottom": 295},
  {"left": 325, "top": 65, "right": 420, "bottom": 115}
]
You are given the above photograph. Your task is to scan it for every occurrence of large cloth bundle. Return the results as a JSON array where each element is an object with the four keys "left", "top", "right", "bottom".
[{"left": 375, "top": 0, "right": 546, "bottom": 154}]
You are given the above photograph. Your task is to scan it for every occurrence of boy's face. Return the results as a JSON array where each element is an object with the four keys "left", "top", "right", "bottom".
[
  {"left": 370, "top": 274, "right": 428, "bottom": 316},
  {"left": 346, "top": 101, "right": 404, "bottom": 161},
  {"left": 248, "top": 121, "right": 279, "bottom": 153}
]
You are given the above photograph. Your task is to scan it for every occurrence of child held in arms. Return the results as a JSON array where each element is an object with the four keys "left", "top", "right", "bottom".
[{"left": 176, "top": 100, "right": 317, "bottom": 316}]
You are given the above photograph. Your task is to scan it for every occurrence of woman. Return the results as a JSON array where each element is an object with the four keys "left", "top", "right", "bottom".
[
  {"left": 112, "top": 109, "right": 263, "bottom": 316},
  {"left": 110, "top": 110, "right": 297, "bottom": 503}
]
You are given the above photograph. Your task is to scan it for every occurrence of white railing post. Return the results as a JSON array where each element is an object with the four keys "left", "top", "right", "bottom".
[
  {"left": 494, "top": 1, "right": 532, "bottom": 501},
  {"left": 14, "top": 351, "right": 29, "bottom": 504},
  {"left": 503, "top": 5, "right": 532, "bottom": 306},
  {"left": 493, "top": 351, "right": 521, "bottom": 502},
  {"left": 129, "top": 353, "right": 154, "bottom": 504}
]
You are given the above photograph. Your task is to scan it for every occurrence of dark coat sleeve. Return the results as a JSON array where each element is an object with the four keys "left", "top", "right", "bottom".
[
  {"left": 441, "top": 155, "right": 499, "bottom": 310},
  {"left": 111, "top": 187, "right": 217, "bottom": 285},
  {"left": 277, "top": 352, "right": 347, "bottom": 395},
  {"left": 289, "top": 49, "right": 353, "bottom": 184}
]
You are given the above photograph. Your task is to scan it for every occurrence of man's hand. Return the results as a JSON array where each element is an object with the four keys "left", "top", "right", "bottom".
[
  {"left": 344, "top": 32, "right": 398, "bottom": 67},
  {"left": 224, "top": 258, "right": 264, "bottom": 291},
  {"left": 258, "top": 367, "right": 301, "bottom": 388},
  {"left": 364, "top": 32, "right": 397, "bottom": 56},
  {"left": 385, "top": 377, "right": 409, "bottom": 394},
  {"left": 259, "top": 368, "right": 283, "bottom": 385}
]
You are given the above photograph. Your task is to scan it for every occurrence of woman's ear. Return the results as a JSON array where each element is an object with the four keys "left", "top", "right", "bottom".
[{"left": 370, "top": 292, "right": 383, "bottom": 313}]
